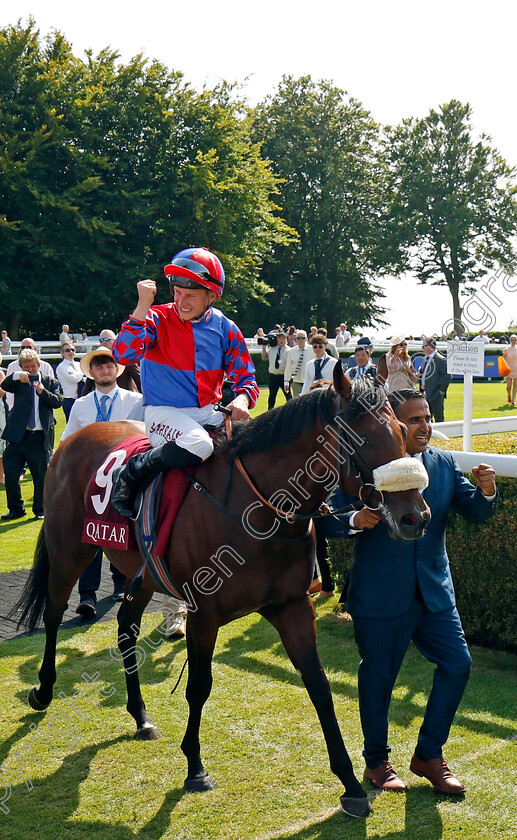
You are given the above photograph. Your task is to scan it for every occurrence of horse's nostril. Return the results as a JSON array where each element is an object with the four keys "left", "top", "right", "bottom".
[{"left": 401, "top": 513, "right": 419, "bottom": 528}]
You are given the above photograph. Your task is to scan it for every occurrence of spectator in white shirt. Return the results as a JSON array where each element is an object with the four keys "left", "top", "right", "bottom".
[
  {"left": 472, "top": 330, "right": 491, "bottom": 343},
  {"left": 301, "top": 336, "right": 339, "bottom": 394},
  {"left": 56, "top": 343, "right": 84, "bottom": 420},
  {"left": 59, "top": 324, "right": 71, "bottom": 345},
  {"left": 339, "top": 323, "right": 351, "bottom": 346},
  {"left": 284, "top": 330, "right": 315, "bottom": 397}
]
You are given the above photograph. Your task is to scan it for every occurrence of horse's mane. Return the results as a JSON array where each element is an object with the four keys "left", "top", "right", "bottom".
[
  {"left": 345, "top": 375, "right": 388, "bottom": 421},
  {"left": 221, "top": 376, "right": 387, "bottom": 460}
]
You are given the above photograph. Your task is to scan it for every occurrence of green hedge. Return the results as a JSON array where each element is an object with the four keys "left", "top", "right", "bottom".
[{"left": 328, "top": 476, "right": 517, "bottom": 653}]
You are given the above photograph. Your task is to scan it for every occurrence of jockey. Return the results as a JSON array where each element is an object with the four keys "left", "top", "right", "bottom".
[{"left": 111, "top": 247, "right": 259, "bottom": 517}]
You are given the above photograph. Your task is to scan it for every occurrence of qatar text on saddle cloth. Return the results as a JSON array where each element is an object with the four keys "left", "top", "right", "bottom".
[{"left": 82, "top": 435, "right": 191, "bottom": 555}]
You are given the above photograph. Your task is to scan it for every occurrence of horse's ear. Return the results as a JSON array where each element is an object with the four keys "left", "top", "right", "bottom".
[{"left": 333, "top": 360, "right": 352, "bottom": 398}]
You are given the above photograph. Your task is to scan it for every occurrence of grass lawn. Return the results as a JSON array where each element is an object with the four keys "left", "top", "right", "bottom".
[
  {"left": 1, "top": 603, "right": 516, "bottom": 840},
  {"left": 1, "top": 385, "right": 516, "bottom": 838}
]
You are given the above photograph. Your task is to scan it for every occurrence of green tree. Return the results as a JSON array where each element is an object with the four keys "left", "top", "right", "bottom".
[
  {"left": 0, "top": 21, "right": 294, "bottom": 337},
  {"left": 0, "top": 21, "right": 124, "bottom": 336},
  {"left": 384, "top": 100, "right": 517, "bottom": 334},
  {"left": 252, "top": 75, "right": 390, "bottom": 332}
]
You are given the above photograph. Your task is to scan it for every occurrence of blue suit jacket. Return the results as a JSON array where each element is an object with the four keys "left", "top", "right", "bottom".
[{"left": 346, "top": 447, "right": 498, "bottom": 619}]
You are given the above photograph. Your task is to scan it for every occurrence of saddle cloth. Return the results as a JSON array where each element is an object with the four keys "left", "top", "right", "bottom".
[{"left": 82, "top": 435, "right": 192, "bottom": 553}]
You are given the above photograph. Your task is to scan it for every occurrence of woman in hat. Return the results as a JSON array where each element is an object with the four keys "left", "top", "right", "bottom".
[{"left": 376, "top": 335, "right": 418, "bottom": 393}]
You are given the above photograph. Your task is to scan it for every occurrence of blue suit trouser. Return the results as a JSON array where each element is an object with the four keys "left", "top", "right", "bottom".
[
  {"left": 353, "top": 602, "right": 471, "bottom": 768},
  {"left": 78, "top": 548, "right": 126, "bottom": 603}
]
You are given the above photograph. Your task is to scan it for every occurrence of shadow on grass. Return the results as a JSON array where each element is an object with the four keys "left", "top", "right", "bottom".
[
  {"left": 1, "top": 735, "right": 184, "bottom": 839},
  {"left": 272, "top": 788, "right": 443, "bottom": 840},
  {"left": 3, "top": 601, "right": 517, "bottom": 807},
  {"left": 213, "top": 609, "right": 517, "bottom": 745},
  {"left": 489, "top": 402, "right": 517, "bottom": 412}
]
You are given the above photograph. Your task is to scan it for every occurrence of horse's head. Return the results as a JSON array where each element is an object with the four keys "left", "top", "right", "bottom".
[{"left": 331, "top": 364, "right": 431, "bottom": 540}]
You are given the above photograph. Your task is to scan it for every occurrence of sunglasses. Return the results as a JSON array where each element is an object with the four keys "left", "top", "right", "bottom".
[
  {"left": 63, "top": 348, "right": 75, "bottom": 353},
  {"left": 99, "top": 337, "right": 112, "bottom": 342}
]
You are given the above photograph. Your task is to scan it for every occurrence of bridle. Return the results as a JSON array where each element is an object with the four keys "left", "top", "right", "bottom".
[{"left": 332, "top": 392, "right": 387, "bottom": 512}]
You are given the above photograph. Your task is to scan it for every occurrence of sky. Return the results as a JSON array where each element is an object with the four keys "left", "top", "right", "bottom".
[{"left": 4, "top": 1, "right": 517, "bottom": 337}]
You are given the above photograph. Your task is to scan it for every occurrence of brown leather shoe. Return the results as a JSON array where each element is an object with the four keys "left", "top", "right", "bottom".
[
  {"left": 410, "top": 755, "right": 465, "bottom": 794},
  {"left": 364, "top": 760, "right": 407, "bottom": 792}
]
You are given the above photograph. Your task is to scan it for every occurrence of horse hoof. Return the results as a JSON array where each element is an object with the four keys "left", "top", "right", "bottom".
[
  {"left": 184, "top": 772, "right": 216, "bottom": 793},
  {"left": 340, "top": 794, "right": 372, "bottom": 818},
  {"left": 134, "top": 724, "right": 162, "bottom": 741},
  {"left": 28, "top": 688, "right": 50, "bottom": 712}
]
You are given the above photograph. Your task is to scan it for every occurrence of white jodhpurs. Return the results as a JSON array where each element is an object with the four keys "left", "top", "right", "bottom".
[{"left": 144, "top": 404, "right": 223, "bottom": 461}]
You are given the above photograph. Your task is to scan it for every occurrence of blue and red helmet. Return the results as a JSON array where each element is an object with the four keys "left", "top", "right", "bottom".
[{"left": 164, "top": 247, "right": 225, "bottom": 298}]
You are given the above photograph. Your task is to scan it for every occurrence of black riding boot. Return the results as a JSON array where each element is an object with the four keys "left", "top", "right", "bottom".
[{"left": 111, "top": 441, "right": 203, "bottom": 518}]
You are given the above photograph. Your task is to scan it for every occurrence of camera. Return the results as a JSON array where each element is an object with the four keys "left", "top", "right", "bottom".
[
  {"left": 28, "top": 373, "right": 39, "bottom": 382},
  {"left": 266, "top": 330, "right": 281, "bottom": 347},
  {"left": 258, "top": 329, "right": 283, "bottom": 347}
]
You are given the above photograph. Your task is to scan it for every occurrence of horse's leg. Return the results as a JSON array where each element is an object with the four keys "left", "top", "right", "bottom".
[
  {"left": 180, "top": 617, "right": 219, "bottom": 792},
  {"left": 29, "top": 594, "right": 71, "bottom": 711},
  {"left": 28, "top": 532, "right": 99, "bottom": 711},
  {"left": 116, "top": 585, "right": 162, "bottom": 740},
  {"left": 260, "top": 598, "right": 372, "bottom": 819}
]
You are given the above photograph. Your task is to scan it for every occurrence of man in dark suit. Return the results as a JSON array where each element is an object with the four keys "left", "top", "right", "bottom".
[
  {"left": 1, "top": 349, "right": 62, "bottom": 520},
  {"left": 420, "top": 337, "right": 451, "bottom": 422},
  {"left": 346, "top": 346, "right": 377, "bottom": 380},
  {"left": 345, "top": 389, "right": 497, "bottom": 794}
]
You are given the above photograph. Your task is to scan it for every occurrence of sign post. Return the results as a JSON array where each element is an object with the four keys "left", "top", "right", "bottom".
[{"left": 446, "top": 341, "right": 485, "bottom": 451}]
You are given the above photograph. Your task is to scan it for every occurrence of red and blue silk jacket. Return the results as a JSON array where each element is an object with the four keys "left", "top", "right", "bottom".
[{"left": 112, "top": 303, "right": 259, "bottom": 409}]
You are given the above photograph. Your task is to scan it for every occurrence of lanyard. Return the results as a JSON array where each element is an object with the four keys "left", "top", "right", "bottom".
[{"left": 94, "top": 389, "right": 119, "bottom": 422}]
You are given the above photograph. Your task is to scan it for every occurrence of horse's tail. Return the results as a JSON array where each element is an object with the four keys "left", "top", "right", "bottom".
[{"left": 9, "top": 527, "right": 50, "bottom": 632}]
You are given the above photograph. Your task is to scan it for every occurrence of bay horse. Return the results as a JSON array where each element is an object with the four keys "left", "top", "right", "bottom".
[{"left": 13, "top": 364, "right": 430, "bottom": 818}]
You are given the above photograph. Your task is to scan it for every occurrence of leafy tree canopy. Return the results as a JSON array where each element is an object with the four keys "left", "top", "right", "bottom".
[
  {"left": 0, "top": 20, "right": 294, "bottom": 338},
  {"left": 251, "top": 75, "right": 392, "bottom": 332},
  {"left": 384, "top": 100, "right": 517, "bottom": 333}
]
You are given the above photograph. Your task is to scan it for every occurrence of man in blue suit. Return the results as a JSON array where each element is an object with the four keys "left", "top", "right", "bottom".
[{"left": 346, "top": 389, "right": 497, "bottom": 794}]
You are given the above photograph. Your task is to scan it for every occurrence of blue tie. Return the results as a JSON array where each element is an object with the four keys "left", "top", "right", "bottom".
[
  {"left": 98, "top": 394, "right": 109, "bottom": 421},
  {"left": 28, "top": 385, "right": 36, "bottom": 429},
  {"left": 421, "top": 358, "right": 430, "bottom": 389},
  {"left": 315, "top": 358, "right": 323, "bottom": 379}
]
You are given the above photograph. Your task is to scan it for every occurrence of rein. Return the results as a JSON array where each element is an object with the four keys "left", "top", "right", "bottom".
[
  {"left": 222, "top": 407, "right": 356, "bottom": 524},
  {"left": 333, "top": 393, "right": 386, "bottom": 512},
  {"left": 179, "top": 401, "right": 371, "bottom": 532}
]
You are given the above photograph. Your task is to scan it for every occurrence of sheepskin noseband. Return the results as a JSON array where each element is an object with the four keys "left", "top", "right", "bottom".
[{"left": 372, "top": 458, "right": 429, "bottom": 492}]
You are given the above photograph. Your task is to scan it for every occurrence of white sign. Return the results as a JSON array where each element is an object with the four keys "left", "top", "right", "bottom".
[{"left": 446, "top": 341, "right": 485, "bottom": 376}]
